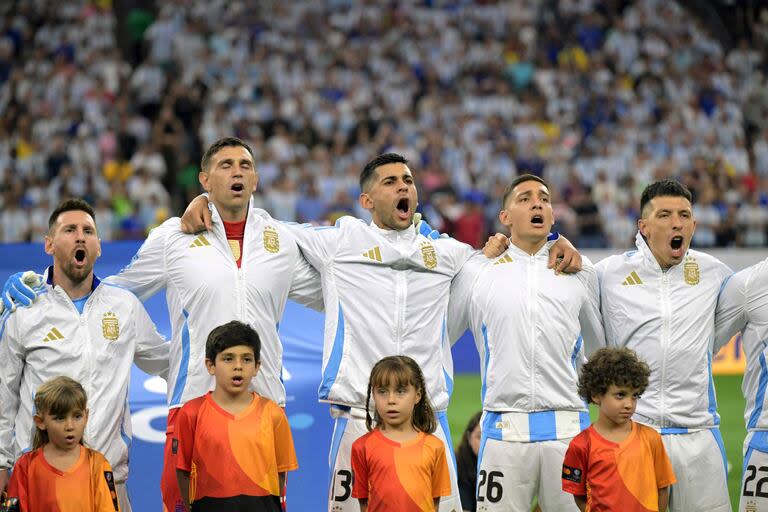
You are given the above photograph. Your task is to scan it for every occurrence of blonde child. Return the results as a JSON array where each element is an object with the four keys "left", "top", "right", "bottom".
[
  {"left": 562, "top": 347, "right": 676, "bottom": 512},
  {"left": 351, "top": 356, "right": 451, "bottom": 512},
  {"left": 2, "top": 376, "right": 119, "bottom": 512}
]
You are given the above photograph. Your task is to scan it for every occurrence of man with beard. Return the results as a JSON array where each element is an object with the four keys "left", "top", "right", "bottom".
[
  {"left": 0, "top": 198, "right": 169, "bottom": 511},
  {"left": 0, "top": 138, "right": 324, "bottom": 512}
]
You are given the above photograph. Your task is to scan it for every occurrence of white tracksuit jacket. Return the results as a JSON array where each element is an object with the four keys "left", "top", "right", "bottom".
[
  {"left": 714, "top": 257, "right": 768, "bottom": 432},
  {"left": 596, "top": 232, "right": 733, "bottom": 431},
  {"left": 287, "top": 217, "right": 477, "bottom": 411},
  {"left": 448, "top": 241, "right": 605, "bottom": 441},
  {"left": 106, "top": 203, "right": 322, "bottom": 409},
  {"left": 0, "top": 270, "right": 169, "bottom": 480}
]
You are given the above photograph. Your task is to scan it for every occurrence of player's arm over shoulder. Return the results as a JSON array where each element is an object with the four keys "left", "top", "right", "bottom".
[
  {"left": 123, "top": 291, "right": 169, "bottom": 378},
  {"left": 593, "top": 252, "right": 625, "bottom": 283},
  {"left": 574, "top": 255, "right": 597, "bottom": 286},
  {"left": 434, "top": 235, "right": 477, "bottom": 274},
  {"left": 745, "top": 257, "right": 768, "bottom": 323},
  {"left": 105, "top": 217, "right": 179, "bottom": 300},
  {"left": 575, "top": 256, "right": 607, "bottom": 354},
  {"left": 281, "top": 217, "right": 346, "bottom": 268}
]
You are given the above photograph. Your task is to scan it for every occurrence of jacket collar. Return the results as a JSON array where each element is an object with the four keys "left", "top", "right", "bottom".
[
  {"left": 506, "top": 237, "right": 557, "bottom": 259},
  {"left": 208, "top": 195, "right": 255, "bottom": 225},
  {"left": 368, "top": 220, "right": 416, "bottom": 243},
  {"left": 207, "top": 196, "right": 256, "bottom": 240},
  {"left": 44, "top": 265, "right": 101, "bottom": 292}
]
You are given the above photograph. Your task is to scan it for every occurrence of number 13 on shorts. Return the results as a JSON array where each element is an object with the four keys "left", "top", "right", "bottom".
[{"left": 332, "top": 470, "right": 354, "bottom": 504}]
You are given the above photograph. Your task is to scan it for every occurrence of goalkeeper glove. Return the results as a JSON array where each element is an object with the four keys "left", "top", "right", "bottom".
[{"left": 1, "top": 271, "right": 44, "bottom": 314}]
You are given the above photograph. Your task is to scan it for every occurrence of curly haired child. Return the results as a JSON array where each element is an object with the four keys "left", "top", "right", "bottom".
[{"left": 562, "top": 347, "right": 676, "bottom": 512}]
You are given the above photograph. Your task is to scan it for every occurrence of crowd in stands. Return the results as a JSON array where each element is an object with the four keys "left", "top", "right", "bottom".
[{"left": 1, "top": 0, "right": 768, "bottom": 248}]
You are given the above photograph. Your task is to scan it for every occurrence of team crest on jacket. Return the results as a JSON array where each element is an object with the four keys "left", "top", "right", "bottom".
[
  {"left": 420, "top": 241, "right": 437, "bottom": 269},
  {"left": 683, "top": 256, "right": 699, "bottom": 285},
  {"left": 264, "top": 226, "right": 280, "bottom": 253},
  {"left": 102, "top": 312, "right": 119, "bottom": 341}
]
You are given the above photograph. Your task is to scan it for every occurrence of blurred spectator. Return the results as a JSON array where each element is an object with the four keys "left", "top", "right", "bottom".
[
  {"left": 738, "top": 191, "right": 768, "bottom": 247},
  {"left": 572, "top": 186, "right": 607, "bottom": 248},
  {"left": 130, "top": 141, "right": 167, "bottom": 181},
  {"left": 268, "top": 172, "right": 298, "bottom": 222},
  {"left": 45, "top": 135, "right": 71, "bottom": 181},
  {"left": 754, "top": 129, "right": 768, "bottom": 178},
  {"left": 94, "top": 198, "right": 115, "bottom": 241},
  {"left": 296, "top": 181, "right": 326, "bottom": 224},
  {"left": 717, "top": 203, "right": 740, "bottom": 247},
  {"left": 550, "top": 187, "right": 579, "bottom": 241},
  {"left": 0, "top": 193, "right": 28, "bottom": 242},
  {"left": 0, "top": 0, "right": 765, "bottom": 248},
  {"left": 28, "top": 197, "right": 51, "bottom": 243},
  {"left": 453, "top": 192, "right": 487, "bottom": 249},
  {"left": 127, "top": 168, "right": 170, "bottom": 211},
  {"left": 692, "top": 185, "right": 721, "bottom": 248}
]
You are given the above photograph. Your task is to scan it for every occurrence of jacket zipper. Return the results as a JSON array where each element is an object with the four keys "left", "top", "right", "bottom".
[{"left": 660, "top": 272, "right": 671, "bottom": 427}]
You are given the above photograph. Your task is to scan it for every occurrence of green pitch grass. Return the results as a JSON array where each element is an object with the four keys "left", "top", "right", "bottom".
[{"left": 448, "top": 374, "right": 746, "bottom": 510}]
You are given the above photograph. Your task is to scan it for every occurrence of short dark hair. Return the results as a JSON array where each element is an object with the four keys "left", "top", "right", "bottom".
[
  {"left": 205, "top": 320, "right": 261, "bottom": 362},
  {"left": 200, "top": 137, "right": 255, "bottom": 173},
  {"left": 360, "top": 153, "right": 409, "bottom": 192},
  {"left": 48, "top": 198, "right": 96, "bottom": 230},
  {"left": 639, "top": 179, "right": 692, "bottom": 218},
  {"left": 577, "top": 347, "right": 651, "bottom": 404},
  {"left": 501, "top": 174, "right": 548, "bottom": 208}
]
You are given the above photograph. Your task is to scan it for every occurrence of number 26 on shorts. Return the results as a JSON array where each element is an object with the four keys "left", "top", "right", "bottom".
[{"left": 477, "top": 470, "right": 504, "bottom": 503}]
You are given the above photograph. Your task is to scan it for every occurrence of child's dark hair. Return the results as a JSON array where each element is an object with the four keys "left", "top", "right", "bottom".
[
  {"left": 455, "top": 411, "right": 482, "bottom": 490},
  {"left": 33, "top": 376, "right": 88, "bottom": 449},
  {"left": 365, "top": 356, "right": 436, "bottom": 433},
  {"left": 205, "top": 320, "right": 261, "bottom": 362},
  {"left": 578, "top": 347, "right": 651, "bottom": 404}
]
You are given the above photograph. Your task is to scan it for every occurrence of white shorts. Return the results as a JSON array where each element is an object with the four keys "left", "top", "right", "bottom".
[
  {"left": 476, "top": 436, "right": 579, "bottom": 511},
  {"left": 326, "top": 406, "right": 462, "bottom": 512},
  {"left": 740, "top": 431, "right": 768, "bottom": 512},
  {"left": 661, "top": 428, "right": 731, "bottom": 512}
]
